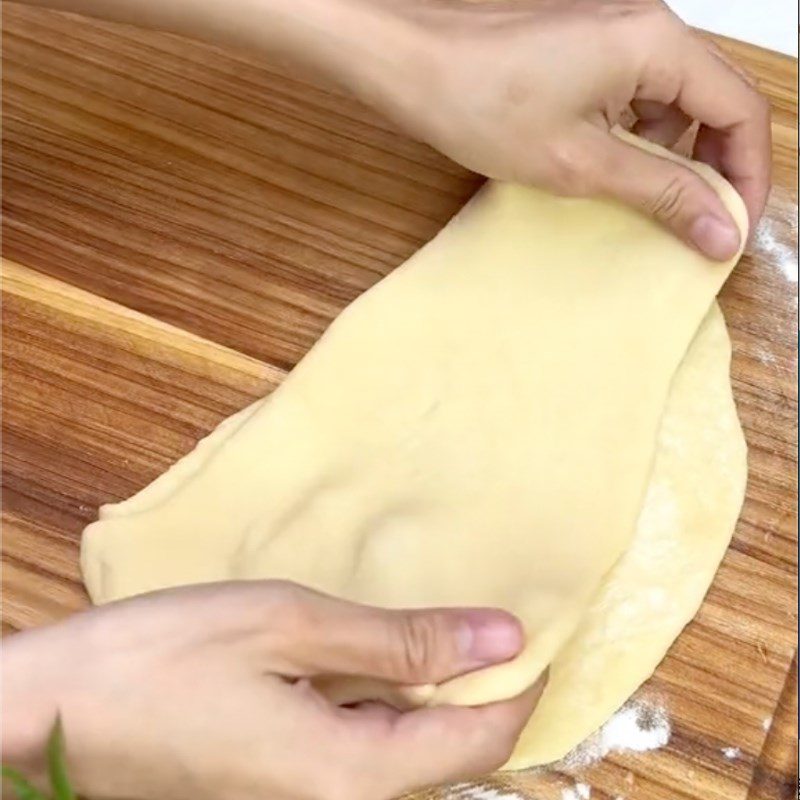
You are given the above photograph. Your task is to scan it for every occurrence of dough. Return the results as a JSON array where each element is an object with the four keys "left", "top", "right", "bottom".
[
  {"left": 82, "top": 133, "right": 747, "bottom": 768},
  {"left": 508, "top": 303, "right": 746, "bottom": 767}
]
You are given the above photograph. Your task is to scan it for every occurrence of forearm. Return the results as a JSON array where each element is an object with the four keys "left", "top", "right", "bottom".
[{"left": 13, "top": 0, "right": 433, "bottom": 105}]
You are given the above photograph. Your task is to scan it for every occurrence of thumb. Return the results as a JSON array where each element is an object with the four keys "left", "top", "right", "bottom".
[
  {"left": 371, "top": 674, "right": 549, "bottom": 797},
  {"left": 262, "top": 583, "right": 523, "bottom": 685},
  {"left": 593, "top": 130, "right": 742, "bottom": 261}
]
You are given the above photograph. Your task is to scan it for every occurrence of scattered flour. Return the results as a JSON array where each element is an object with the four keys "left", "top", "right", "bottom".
[
  {"left": 450, "top": 699, "right": 672, "bottom": 799},
  {"left": 561, "top": 784, "right": 591, "bottom": 800},
  {"left": 762, "top": 716, "right": 773, "bottom": 732},
  {"left": 560, "top": 698, "right": 671, "bottom": 769},
  {"left": 446, "top": 784, "right": 524, "bottom": 800},
  {"left": 721, "top": 746, "right": 742, "bottom": 760},
  {"left": 753, "top": 216, "right": 798, "bottom": 284},
  {"left": 755, "top": 345, "right": 777, "bottom": 365}
]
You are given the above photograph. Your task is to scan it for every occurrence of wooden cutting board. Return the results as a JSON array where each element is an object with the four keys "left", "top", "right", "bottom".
[{"left": 2, "top": 6, "right": 797, "bottom": 799}]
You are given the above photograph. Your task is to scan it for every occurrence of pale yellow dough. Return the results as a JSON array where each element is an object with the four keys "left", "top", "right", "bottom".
[
  {"left": 508, "top": 303, "right": 746, "bottom": 767},
  {"left": 82, "top": 134, "right": 747, "bottom": 768}
]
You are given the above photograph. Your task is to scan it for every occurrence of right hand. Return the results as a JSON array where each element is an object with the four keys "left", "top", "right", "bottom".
[
  {"left": 2, "top": 581, "right": 545, "bottom": 800},
  {"left": 363, "top": 0, "right": 770, "bottom": 260}
]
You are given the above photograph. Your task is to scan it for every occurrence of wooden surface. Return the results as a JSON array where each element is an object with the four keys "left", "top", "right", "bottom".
[{"left": 1, "top": 6, "right": 797, "bottom": 799}]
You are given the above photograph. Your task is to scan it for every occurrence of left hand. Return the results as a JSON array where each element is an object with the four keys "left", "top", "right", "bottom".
[{"left": 2, "top": 580, "right": 546, "bottom": 800}]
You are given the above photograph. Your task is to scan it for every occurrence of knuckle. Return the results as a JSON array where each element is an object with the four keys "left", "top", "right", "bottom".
[
  {"left": 739, "top": 64, "right": 758, "bottom": 87},
  {"left": 396, "top": 612, "right": 440, "bottom": 682},
  {"left": 647, "top": 172, "right": 697, "bottom": 222},
  {"left": 544, "top": 140, "right": 594, "bottom": 196},
  {"left": 262, "top": 580, "right": 313, "bottom": 630},
  {"left": 753, "top": 90, "right": 771, "bottom": 119}
]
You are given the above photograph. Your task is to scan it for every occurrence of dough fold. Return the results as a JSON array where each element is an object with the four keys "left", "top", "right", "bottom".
[{"left": 82, "top": 134, "right": 747, "bottom": 767}]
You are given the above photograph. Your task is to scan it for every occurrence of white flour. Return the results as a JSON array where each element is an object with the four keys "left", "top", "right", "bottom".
[
  {"left": 721, "top": 746, "right": 741, "bottom": 760},
  {"left": 753, "top": 213, "right": 798, "bottom": 285},
  {"left": 756, "top": 344, "right": 777, "bottom": 365},
  {"left": 561, "top": 783, "right": 591, "bottom": 800},
  {"left": 450, "top": 698, "right": 670, "bottom": 799},
  {"left": 559, "top": 698, "right": 671, "bottom": 769},
  {"left": 762, "top": 716, "right": 773, "bottom": 731},
  {"left": 447, "top": 784, "right": 524, "bottom": 800}
]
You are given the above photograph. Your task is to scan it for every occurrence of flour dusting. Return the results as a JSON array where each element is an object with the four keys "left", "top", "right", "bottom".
[
  {"left": 762, "top": 716, "right": 773, "bottom": 732},
  {"left": 755, "top": 345, "right": 777, "bottom": 365},
  {"left": 446, "top": 784, "right": 523, "bottom": 800},
  {"left": 721, "top": 746, "right": 741, "bottom": 761},
  {"left": 753, "top": 216, "right": 798, "bottom": 284},
  {"left": 449, "top": 700, "right": 669, "bottom": 797},
  {"left": 561, "top": 784, "right": 591, "bottom": 800},
  {"left": 560, "top": 698, "right": 671, "bottom": 768}
]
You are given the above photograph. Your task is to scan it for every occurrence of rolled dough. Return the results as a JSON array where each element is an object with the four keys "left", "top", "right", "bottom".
[{"left": 82, "top": 134, "right": 747, "bottom": 768}]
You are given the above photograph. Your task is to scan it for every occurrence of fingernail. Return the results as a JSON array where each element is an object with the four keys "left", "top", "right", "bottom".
[
  {"left": 459, "top": 611, "right": 523, "bottom": 665},
  {"left": 689, "top": 214, "right": 741, "bottom": 261}
]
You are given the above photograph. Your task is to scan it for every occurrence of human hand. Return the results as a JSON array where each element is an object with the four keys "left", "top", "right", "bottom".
[
  {"left": 364, "top": 0, "right": 770, "bottom": 260},
  {"left": 1, "top": 581, "right": 544, "bottom": 800}
]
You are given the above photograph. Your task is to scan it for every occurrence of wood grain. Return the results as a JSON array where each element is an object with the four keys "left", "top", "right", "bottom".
[
  {"left": 2, "top": 260, "right": 282, "bottom": 628},
  {"left": 1, "top": 5, "right": 797, "bottom": 799},
  {"left": 749, "top": 654, "right": 798, "bottom": 800}
]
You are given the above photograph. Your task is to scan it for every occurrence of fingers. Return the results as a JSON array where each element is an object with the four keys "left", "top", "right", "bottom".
[
  {"left": 637, "top": 27, "right": 771, "bottom": 232},
  {"left": 368, "top": 673, "right": 548, "bottom": 797},
  {"left": 591, "top": 129, "right": 742, "bottom": 260},
  {"left": 632, "top": 100, "right": 691, "bottom": 149},
  {"left": 691, "top": 120, "right": 770, "bottom": 241},
  {"left": 258, "top": 582, "right": 524, "bottom": 685}
]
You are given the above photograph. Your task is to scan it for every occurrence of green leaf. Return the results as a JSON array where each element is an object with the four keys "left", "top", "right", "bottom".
[
  {"left": 46, "top": 718, "right": 75, "bottom": 800},
  {"left": 1, "top": 765, "right": 50, "bottom": 800}
]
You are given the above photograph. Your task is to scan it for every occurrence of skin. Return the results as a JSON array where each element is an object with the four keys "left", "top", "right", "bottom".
[
  {"left": 387, "top": 0, "right": 771, "bottom": 256},
  {"left": 2, "top": 0, "right": 772, "bottom": 797},
  {"left": 2, "top": 581, "right": 543, "bottom": 799}
]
